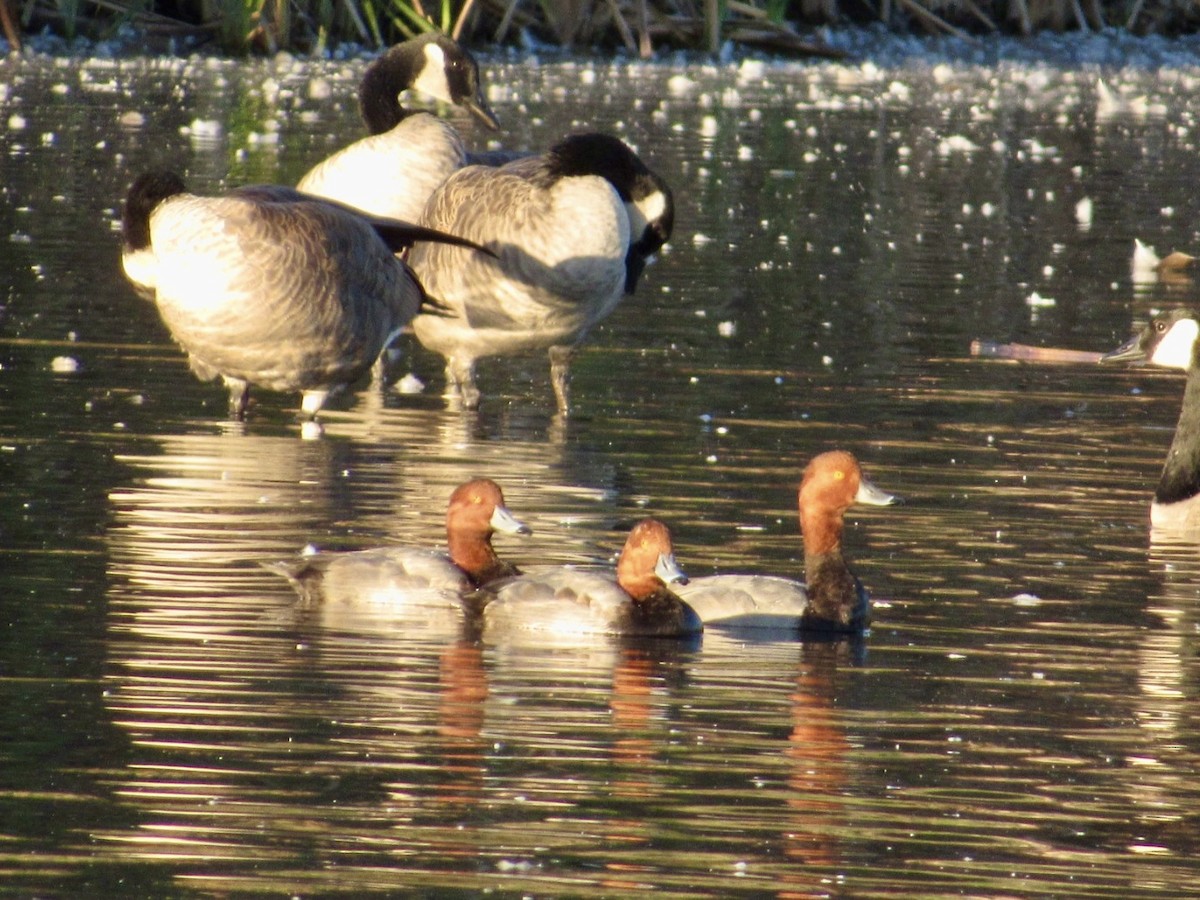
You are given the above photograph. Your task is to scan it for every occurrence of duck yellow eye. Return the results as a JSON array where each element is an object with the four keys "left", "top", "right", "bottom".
[{"left": 833, "top": 470, "right": 845, "bottom": 481}]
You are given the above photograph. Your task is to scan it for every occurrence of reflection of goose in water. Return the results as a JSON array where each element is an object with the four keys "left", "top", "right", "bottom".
[
  {"left": 1131, "top": 535, "right": 1200, "bottom": 871},
  {"left": 302, "top": 401, "right": 633, "bottom": 573},
  {"left": 107, "top": 429, "right": 344, "bottom": 618}
]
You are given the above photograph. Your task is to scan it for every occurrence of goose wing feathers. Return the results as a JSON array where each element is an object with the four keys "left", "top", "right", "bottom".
[
  {"left": 151, "top": 191, "right": 421, "bottom": 392},
  {"left": 411, "top": 163, "right": 629, "bottom": 333}
]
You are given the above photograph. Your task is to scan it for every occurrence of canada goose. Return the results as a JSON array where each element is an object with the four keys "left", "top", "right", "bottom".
[
  {"left": 120, "top": 169, "right": 486, "bottom": 423},
  {"left": 296, "top": 33, "right": 499, "bottom": 223},
  {"left": 407, "top": 132, "right": 675, "bottom": 414},
  {"left": 1102, "top": 308, "right": 1200, "bottom": 529}
]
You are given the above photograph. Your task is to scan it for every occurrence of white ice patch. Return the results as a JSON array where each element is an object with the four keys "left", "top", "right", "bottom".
[
  {"left": 1075, "top": 197, "right": 1093, "bottom": 227},
  {"left": 50, "top": 356, "right": 80, "bottom": 373},
  {"left": 1131, "top": 238, "right": 1160, "bottom": 283}
]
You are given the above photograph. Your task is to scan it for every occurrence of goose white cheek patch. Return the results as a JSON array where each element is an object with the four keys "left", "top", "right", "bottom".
[
  {"left": 626, "top": 190, "right": 667, "bottom": 241},
  {"left": 1152, "top": 317, "right": 1200, "bottom": 370},
  {"left": 628, "top": 190, "right": 667, "bottom": 236},
  {"left": 412, "top": 42, "right": 452, "bottom": 103}
]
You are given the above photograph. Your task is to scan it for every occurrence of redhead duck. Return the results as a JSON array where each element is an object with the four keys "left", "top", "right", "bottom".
[
  {"left": 266, "top": 478, "right": 530, "bottom": 608},
  {"left": 121, "top": 171, "right": 484, "bottom": 423},
  {"left": 407, "top": 132, "right": 674, "bottom": 414},
  {"left": 296, "top": 34, "right": 499, "bottom": 223},
  {"left": 677, "top": 451, "right": 895, "bottom": 632},
  {"left": 480, "top": 519, "right": 700, "bottom": 638},
  {"left": 1102, "top": 308, "right": 1200, "bottom": 528}
]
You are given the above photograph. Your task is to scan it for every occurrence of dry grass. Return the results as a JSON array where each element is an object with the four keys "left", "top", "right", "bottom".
[{"left": 4, "top": 0, "right": 1199, "bottom": 55}]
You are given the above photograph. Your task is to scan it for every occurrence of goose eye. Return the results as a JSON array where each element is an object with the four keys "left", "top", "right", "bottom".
[{"left": 1156, "top": 320, "right": 1167, "bottom": 333}]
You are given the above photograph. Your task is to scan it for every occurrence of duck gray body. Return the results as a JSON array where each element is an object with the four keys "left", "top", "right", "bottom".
[
  {"left": 408, "top": 133, "right": 674, "bottom": 413},
  {"left": 478, "top": 518, "right": 698, "bottom": 639},
  {"left": 481, "top": 566, "right": 700, "bottom": 638}
]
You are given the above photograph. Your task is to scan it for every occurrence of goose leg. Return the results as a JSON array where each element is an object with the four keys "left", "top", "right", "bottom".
[
  {"left": 301, "top": 389, "right": 330, "bottom": 420},
  {"left": 224, "top": 377, "right": 250, "bottom": 420},
  {"left": 372, "top": 346, "right": 403, "bottom": 389},
  {"left": 549, "top": 344, "right": 573, "bottom": 415},
  {"left": 446, "top": 355, "right": 481, "bottom": 410}
]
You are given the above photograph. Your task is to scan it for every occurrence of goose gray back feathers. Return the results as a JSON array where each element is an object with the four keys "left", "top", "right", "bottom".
[
  {"left": 407, "top": 132, "right": 675, "bottom": 413},
  {"left": 120, "top": 170, "right": 473, "bottom": 421}
]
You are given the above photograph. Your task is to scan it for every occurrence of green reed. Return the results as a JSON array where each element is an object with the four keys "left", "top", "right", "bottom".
[{"left": 7, "top": 0, "right": 1199, "bottom": 55}]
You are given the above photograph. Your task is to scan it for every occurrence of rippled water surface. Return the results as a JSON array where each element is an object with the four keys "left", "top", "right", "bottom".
[{"left": 3, "top": 45, "right": 1200, "bottom": 896}]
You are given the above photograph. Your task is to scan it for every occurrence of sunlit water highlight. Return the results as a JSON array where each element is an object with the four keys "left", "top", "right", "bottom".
[{"left": 1, "top": 44, "right": 1200, "bottom": 896}]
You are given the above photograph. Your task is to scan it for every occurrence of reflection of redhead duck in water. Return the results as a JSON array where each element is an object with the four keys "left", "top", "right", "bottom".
[
  {"left": 678, "top": 451, "right": 895, "bottom": 632},
  {"left": 480, "top": 519, "right": 700, "bottom": 638},
  {"left": 266, "top": 478, "right": 530, "bottom": 608}
]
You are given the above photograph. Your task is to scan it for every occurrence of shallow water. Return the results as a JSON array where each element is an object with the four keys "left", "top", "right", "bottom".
[{"left": 3, "top": 45, "right": 1200, "bottom": 896}]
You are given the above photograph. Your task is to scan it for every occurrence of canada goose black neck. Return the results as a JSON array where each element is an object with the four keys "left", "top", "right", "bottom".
[
  {"left": 359, "top": 34, "right": 492, "bottom": 135},
  {"left": 1159, "top": 364, "right": 1200, "bottom": 505},
  {"left": 122, "top": 170, "right": 186, "bottom": 251},
  {"left": 541, "top": 133, "right": 649, "bottom": 197}
]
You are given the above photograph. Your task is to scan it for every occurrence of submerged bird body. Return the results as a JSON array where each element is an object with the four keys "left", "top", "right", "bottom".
[
  {"left": 1103, "top": 308, "right": 1200, "bottom": 529},
  {"left": 266, "top": 478, "right": 530, "bottom": 610},
  {"left": 297, "top": 34, "right": 498, "bottom": 222},
  {"left": 480, "top": 518, "right": 699, "bottom": 638},
  {"left": 678, "top": 451, "right": 895, "bottom": 632},
  {"left": 121, "top": 172, "right": 482, "bottom": 420},
  {"left": 408, "top": 133, "right": 674, "bottom": 412}
]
